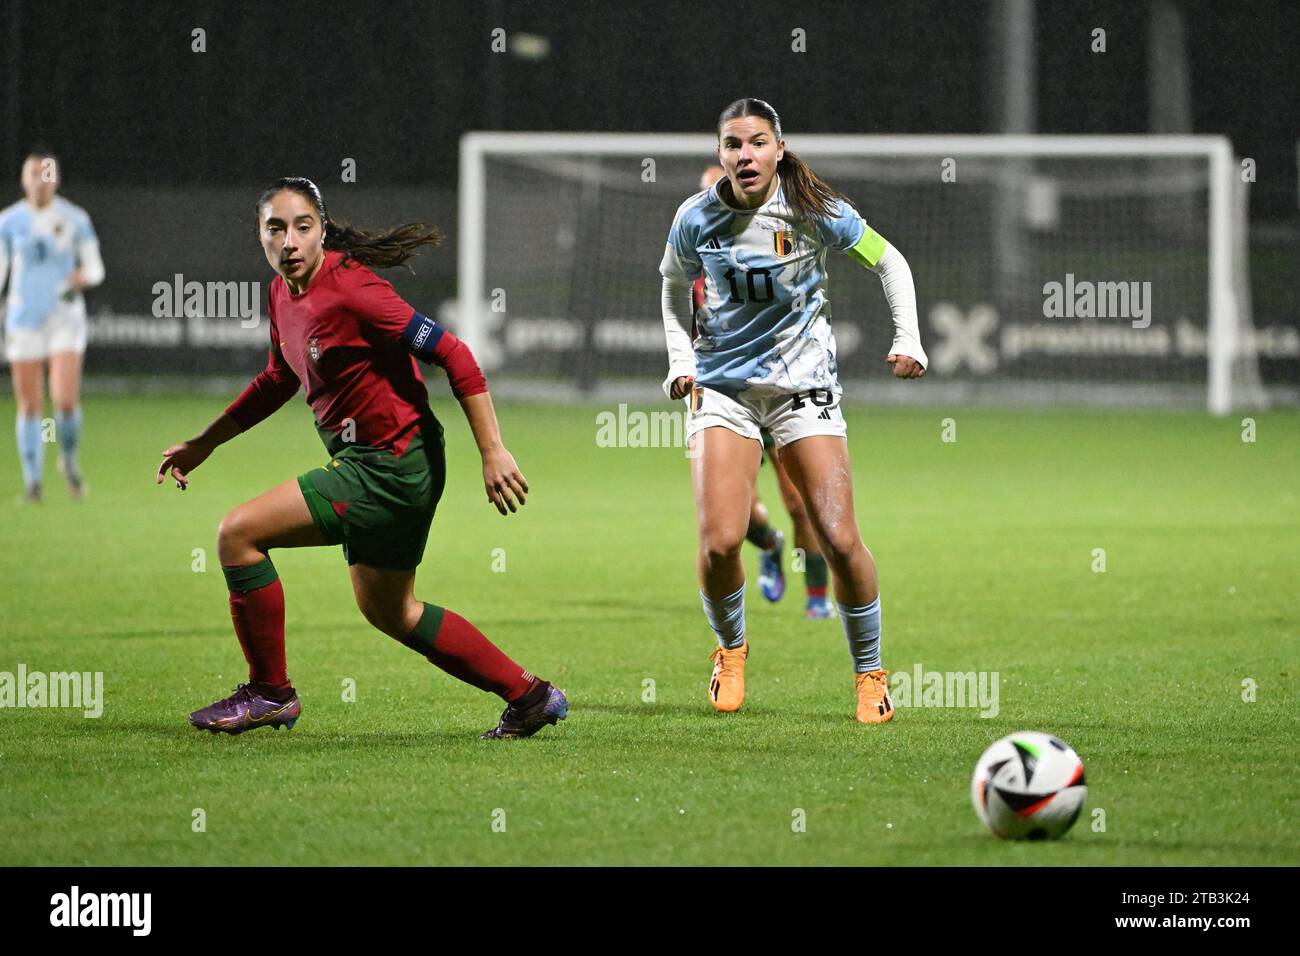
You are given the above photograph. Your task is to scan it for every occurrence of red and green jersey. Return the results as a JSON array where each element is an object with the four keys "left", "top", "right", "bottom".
[{"left": 226, "top": 250, "right": 483, "bottom": 456}]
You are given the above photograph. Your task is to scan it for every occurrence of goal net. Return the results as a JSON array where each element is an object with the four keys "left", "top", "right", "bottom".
[{"left": 458, "top": 134, "right": 1258, "bottom": 413}]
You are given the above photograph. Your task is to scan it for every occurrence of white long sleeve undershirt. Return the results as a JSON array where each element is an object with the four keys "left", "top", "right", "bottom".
[
  {"left": 660, "top": 271, "right": 696, "bottom": 399},
  {"left": 870, "top": 241, "right": 928, "bottom": 369},
  {"left": 77, "top": 238, "right": 105, "bottom": 288}
]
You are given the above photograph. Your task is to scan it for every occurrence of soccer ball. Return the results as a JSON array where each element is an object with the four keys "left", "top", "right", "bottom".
[{"left": 971, "top": 731, "right": 1087, "bottom": 840}]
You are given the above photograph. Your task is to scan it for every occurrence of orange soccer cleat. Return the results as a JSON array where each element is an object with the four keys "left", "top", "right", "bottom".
[
  {"left": 855, "top": 669, "right": 895, "bottom": 724},
  {"left": 708, "top": 642, "right": 748, "bottom": 712}
]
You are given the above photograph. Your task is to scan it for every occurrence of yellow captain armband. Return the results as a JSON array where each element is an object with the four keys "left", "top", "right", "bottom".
[{"left": 845, "top": 225, "right": 888, "bottom": 269}]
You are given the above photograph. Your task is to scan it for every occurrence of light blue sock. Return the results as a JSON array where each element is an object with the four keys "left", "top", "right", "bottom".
[
  {"left": 701, "top": 583, "right": 746, "bottom": 649},
  {"left": 837, "top": 596, "right": 882, "bottom": 672},
  {"left": 55, "top": 406, "right": 82, "bottom": 470},
  {"left": 16, "top": 414, "right": 44, "bottom": 486}
]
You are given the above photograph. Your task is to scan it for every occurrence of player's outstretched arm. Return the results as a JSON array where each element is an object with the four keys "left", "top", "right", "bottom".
[
  {"left": 156, "top": 413, "right": 242, "bottom": 490},
  {"left": 157, "top": 341, "right": 300, "bottom": 490}
]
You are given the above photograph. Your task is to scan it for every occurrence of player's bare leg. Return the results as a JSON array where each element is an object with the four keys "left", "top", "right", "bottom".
[
  {"left": 749, "top": 491, "right": 770, "bottom": 542},
  {"left": 350, "top": 563, "right": 566, "bottom": 739},
  {"left": 691, "top": 425, "right": 761, "bottom": 711},
  {"left": 189, "top": 479, "right": 325, "bottom": 734},
  {"left": 778, "top": 435, "right": 894, "bottom": 723},
  {"left": 776, "top": 436, "right": 876, "bottom": 604},
  {"left": 48, "top": 349, "right": 86, "bottom": 497},
  {"left": 216, "top": 479, "right": 326, "bottom": 565},
  {"left": 349, "top": 563, "right": 424, "bottom": 639},
  {"left": 770, "top": 446, "right": 833, "bottom": 617},
  {"left": 11, "top": 359, "right": 45, "bottom": 502}
]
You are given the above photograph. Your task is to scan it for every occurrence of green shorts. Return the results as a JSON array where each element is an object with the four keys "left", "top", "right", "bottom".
[{"left": 296, "top": 422, "right": 447, "bottom": 571}]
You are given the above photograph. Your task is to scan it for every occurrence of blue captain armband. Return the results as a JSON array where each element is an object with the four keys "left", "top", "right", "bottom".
[{"left": 401, "top": 311, "right": 446, "bottom": 362}]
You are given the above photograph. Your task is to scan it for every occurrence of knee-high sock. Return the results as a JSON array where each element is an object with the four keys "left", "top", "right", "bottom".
[
  {"left": 805, "top": 552, "right": 829, "bottom": 597},
  {"left": 701, "top": 583, "right": 746, "bottom": 649},
  {"left": 746, "top": 520, "right": 777, "bottom": 550},
  {"left": 400, "top": 603, "right": 539, "bottom": 703},
  {"left": 16, "top": 414, "right": 43, "bottom": 486},
  {"left": 55, "top": 406, "right": 82, "bottom": 468},
  {"left": 837, "top": 596, "right": 882, "bottom": 672},
  {"left": 222, "top": 558, "right": 290, "bottom": 691}
]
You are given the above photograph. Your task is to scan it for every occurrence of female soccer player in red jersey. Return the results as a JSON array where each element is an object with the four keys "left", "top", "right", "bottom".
[
  {"left": 158, "top": 177, "right": 566, "bottom": 739},
  {"left": 660, "top": 100, "right": 927, "bottom": 723}
]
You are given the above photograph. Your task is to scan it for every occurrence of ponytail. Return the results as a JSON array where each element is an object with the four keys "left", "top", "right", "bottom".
[
  {"left": 255, "top": 176, "right": 443, "bottom": 271},
  {"left": 323, "top": 218, "right": 444, "bottom": 270},
  {"left": 776, "top": 150, "right": 855, "bottom": 225}
]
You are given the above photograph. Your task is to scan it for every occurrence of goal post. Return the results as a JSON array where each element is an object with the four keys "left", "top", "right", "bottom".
[{"left": 459, "top": 133, "right": 1251, "bottom": 413}]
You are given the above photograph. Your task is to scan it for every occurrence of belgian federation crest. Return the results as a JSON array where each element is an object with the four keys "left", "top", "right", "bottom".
[{"left": 773, "top": 230, "right": 796, "bottom": 257}]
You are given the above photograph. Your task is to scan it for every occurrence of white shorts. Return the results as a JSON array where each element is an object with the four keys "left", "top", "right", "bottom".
[
  {"left": 4, "top": 302, "right": 87, "bottom": 363},
  {"left": 685, "top": 384, "right": 847, "bottom": 449}
]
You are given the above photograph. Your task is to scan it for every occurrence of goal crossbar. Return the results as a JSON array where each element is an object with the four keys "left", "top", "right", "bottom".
[{"left": 459, "top": 133, "right": 1240, "bottom": 413}]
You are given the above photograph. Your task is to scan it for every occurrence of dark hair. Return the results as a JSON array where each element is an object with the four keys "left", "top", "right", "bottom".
[
  {"left": 716, "top": 98, "right": 854, "bottom": 224},
  {"left": 24, "top": 147, "right": 60, "bottom": 180},
  {"left": 254, "top": 177, "right": 443, "bottom": 270}
]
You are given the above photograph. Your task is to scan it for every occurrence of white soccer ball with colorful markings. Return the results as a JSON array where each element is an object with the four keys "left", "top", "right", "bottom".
[{"left": 971, "top": 731, "right": 1087, "bottom": 840}]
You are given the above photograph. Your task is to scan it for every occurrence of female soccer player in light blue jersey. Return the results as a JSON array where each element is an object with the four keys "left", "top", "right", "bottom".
[
  {"left": 0, "top": 151, "right": 104, "bottom": 501},
  {"left": 660, "top": 98, "right": 927, "bottom": 723}
]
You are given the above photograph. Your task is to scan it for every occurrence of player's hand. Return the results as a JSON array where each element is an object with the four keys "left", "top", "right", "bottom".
[
  {"left": 59, "top": 270, "right": 88, "bottom": 301},
  {"left": 669, "top": 375, "right": 695, "bottom": 401},
  {"left": 156, "top": 438, "right": 214, "bottom": 490},
  {"left": 482, "top": 444, "right": 528, "bottom": 515},
  {"left": 886, "top": 354, "right": 926, "bottom": 379}
]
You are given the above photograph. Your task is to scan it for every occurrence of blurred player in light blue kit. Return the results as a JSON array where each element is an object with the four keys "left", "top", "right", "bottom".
[
  {"left": 0, "top": 151, "right": 104, "bottom": 501},
  {"left": 661, "top": 99, "right": 927, "bottom": 723}
]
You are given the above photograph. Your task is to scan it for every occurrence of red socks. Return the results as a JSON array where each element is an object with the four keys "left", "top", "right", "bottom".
[
  {"left": 401, "top": 603, "right": 539, "bottom": 703},
  {"left": 222, "top": 558, "right": 290, "bottom": 693},
  {"left": 221, "top": 561, "right": 537, "bottom": 706}
]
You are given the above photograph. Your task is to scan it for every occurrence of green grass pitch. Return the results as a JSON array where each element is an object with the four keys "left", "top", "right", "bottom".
[{"left": 1, "top": 393, "right": 1296, "bottom": 866}]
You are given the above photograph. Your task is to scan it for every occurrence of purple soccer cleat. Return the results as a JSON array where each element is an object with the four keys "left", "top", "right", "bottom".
[
  {"left": 481, "top": 682, "right": 568, "bottom": 739},
  {"left": 805, "top": 594, "right": 836, "bottom": 619},
  {"left": 188, "top": 683, "right": 301, "bottom": 735}
]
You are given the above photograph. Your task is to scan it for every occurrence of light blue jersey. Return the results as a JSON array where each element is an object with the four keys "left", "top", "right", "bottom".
[
  {"left": 659, "top": 175, "right": 874, "bottom": 396},
  {"left": 0, "top": 196, "right": 98, "bottom": 330}
]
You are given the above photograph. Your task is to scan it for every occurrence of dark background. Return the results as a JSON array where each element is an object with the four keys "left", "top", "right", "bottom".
[
  {"left": 1, "top": 0, "right": 1295, "bottom": 395},
  {"left": 6, "top": 0, "right": 1297, "bottom": 216}
]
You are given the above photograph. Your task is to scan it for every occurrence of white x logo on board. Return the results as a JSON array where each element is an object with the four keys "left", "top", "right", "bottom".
[{"left": 929, "top": 304, "right": 999, "bottom": 375}]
